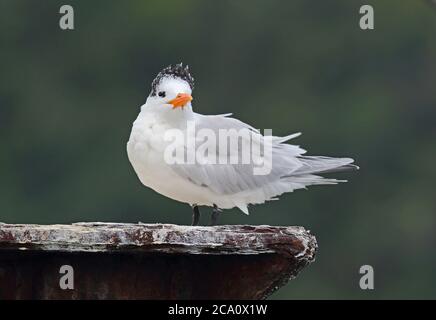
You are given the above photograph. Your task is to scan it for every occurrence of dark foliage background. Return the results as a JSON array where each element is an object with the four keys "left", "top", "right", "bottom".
[{"left": 1, "top": 0, "right": 435, "bottom": 299}]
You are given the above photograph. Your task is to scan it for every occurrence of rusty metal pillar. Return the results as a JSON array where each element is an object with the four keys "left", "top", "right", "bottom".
[{"left": 0, "top": 222, "right": 317, "bottom": 299}]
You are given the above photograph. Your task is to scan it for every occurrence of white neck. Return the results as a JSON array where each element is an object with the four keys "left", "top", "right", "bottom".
[{"left": 141, "top": 102, "right": 195, "bottom": 128}]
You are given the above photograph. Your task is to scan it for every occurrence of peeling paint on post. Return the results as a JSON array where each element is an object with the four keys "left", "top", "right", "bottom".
[{"left": 0, "top": 222, "right": 317, "bottom": 299}]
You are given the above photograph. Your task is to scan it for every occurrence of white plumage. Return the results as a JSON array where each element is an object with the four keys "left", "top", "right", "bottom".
[{"left": 127, "top": 64, "right": 357, "bottom": 216}]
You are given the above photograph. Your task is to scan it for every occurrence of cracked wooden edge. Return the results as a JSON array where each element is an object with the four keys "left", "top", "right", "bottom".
[{"left": 0, "top": 222, "right": 316, "bottom": 258}]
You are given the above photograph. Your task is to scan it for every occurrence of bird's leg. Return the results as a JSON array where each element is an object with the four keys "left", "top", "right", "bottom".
[
  {"left": 191, "top": 205, "right": 200, "bottom": 226},
  {"left": 210, "top": 204, "right": 220, "bottom": 226}
]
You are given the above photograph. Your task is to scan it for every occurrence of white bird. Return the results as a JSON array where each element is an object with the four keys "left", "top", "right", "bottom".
[{"left": 127, "top": 64, "right": 358, "bottom": 225}]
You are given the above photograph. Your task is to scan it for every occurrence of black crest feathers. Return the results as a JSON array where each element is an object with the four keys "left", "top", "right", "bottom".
[{"left": 150, "top": 63, "right": 194, "bottom": 96}]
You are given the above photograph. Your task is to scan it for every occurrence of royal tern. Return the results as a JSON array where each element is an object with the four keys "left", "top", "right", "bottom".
[{"left": 127, "top": 64, "right": 358, "bottom": 225}]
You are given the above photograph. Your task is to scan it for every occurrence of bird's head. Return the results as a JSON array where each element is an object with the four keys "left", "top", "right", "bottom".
[{"left": 146, "top": 63, "right": 194, "bottom": 111}]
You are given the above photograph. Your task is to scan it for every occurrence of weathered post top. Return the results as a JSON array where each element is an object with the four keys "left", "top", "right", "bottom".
[{"left": 0, "top": 222, "right": 317, "bottom": 300}]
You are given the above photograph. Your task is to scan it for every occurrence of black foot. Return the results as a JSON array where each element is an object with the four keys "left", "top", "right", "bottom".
[
  {"left": 191, "top": 205, "right": 200, "bottom": 226},
  {"left": 210, "top": 204, "right": 220, "bottom": 226}
]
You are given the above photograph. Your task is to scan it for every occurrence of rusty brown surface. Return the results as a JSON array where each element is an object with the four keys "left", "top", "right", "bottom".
[{"left": 0, "top": 223, "right": 317, "bottom": 300}]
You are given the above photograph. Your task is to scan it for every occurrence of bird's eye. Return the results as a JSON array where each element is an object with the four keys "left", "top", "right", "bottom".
[{"left": 158, "top": 91, "right": 166, "bottom": 98}]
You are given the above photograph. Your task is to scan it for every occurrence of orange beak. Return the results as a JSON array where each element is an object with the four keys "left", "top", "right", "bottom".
[{"left": 168, "top": 93, "right": 193, "bottom": 109}]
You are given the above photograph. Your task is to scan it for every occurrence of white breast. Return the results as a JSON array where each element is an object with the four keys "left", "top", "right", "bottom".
[{"left": 127, "top": 111, "right": 218, "bottom": 207}]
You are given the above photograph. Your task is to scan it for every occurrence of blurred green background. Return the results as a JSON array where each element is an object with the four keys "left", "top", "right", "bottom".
[{"left": 1, "top": 0, "right": 435, "bottom": 299}]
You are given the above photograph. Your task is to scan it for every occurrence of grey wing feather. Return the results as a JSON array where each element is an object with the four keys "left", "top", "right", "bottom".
[
  {"left": 289, "top": 156, "right": 359, "bottom": 176},
  {"left": 169, "top": 113, "right": 358, "bottom": 197},
  {"left": 169, "top": 114, "right": 305, "bottom": 195}
]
